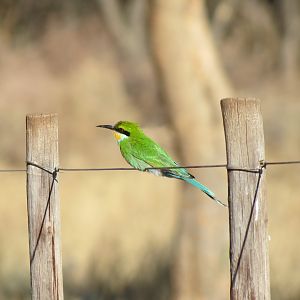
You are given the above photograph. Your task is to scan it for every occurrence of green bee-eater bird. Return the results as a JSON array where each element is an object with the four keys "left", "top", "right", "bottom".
[{"left": 97, "top": 121, "right": 226, "bottom": 206}]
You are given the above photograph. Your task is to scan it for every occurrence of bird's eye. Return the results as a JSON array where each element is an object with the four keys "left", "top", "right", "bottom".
[{"left": 118, "top": 128, "right": 130, "bottom": 136}]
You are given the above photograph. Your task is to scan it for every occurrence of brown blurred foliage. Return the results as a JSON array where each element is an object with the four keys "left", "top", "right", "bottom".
[{"left": 0, "top": 0, "right": 300, "bottom": 299}]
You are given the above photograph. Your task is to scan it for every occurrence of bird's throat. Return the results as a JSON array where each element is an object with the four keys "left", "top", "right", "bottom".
[{"left": 114, "top": 132, "right": 128, "bottom": 143}]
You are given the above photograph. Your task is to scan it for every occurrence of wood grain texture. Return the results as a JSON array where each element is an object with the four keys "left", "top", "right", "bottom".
[
  {"left": 26, "top": 114, "right": 64, "bottom": 300},
  {"left": 221, "top": 98, "right": 270, "bottom": 300}
]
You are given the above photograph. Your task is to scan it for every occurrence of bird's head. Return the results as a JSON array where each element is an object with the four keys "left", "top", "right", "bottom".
[{"left": 97, "top": 121, "right": 142, "bottom": 143}]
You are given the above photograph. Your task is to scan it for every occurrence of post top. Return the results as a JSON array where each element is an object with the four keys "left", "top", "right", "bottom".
[
  {"left": 221, "top": 98, "right": 260, "bottom": 105},
  {"left": 26, "top": 113, "right": 58, "bottom": 119}
]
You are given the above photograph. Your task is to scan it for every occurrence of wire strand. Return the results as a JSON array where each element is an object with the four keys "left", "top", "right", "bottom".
[
  {"left": 0, "top": 169, "right": 26, "bottom": 172},
  {"left": 30, "top": 168, "right": 58, "bottom": 264},
  {"left": 59, "top": 164, "right": 227, "bottom": 172},
  {"left": 230, "top": 166, "right": 264, "bottom": 290},
  {"left": 0, "top": 160, "right": 300, "bottom": 173},
  {"left": 265, "top": 160, "right": 300, "bottom": 166}
]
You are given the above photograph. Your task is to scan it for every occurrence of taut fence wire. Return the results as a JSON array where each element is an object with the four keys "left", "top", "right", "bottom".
[{"left": 1, "top": 159, "right": 300, "bottom": 173}]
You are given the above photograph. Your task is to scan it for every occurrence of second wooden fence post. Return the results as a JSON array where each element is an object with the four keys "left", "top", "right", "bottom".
[
  {"left": 26, "top": 114, "right": 64, "bottom": 300},
  {"left": 221, "top": 98, "right": 270, "bottom": 299}
]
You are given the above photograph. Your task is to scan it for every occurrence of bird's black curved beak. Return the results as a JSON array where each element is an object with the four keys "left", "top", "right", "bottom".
[{"left": 96, "top": 124, "right": 114, "bottom": 130}]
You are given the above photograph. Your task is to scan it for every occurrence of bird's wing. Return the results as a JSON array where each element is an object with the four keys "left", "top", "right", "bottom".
[{"left": 128, "top": 138, "right": 193, "bottom": 179}]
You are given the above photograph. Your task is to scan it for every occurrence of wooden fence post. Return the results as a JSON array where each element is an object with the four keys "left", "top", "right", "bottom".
[
  {"left": 26, "top": 114, "right": 64, "bottom": 300},
  {"left": 221, "top": 98, "right": 270, "bottom": 299}
]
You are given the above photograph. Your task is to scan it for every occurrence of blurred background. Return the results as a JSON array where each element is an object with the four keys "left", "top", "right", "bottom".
[{"left": 0, "top": 0, "right": 300, "bottom": 299}]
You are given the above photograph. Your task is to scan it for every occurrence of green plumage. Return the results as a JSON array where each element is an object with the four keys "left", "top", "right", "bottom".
[
  {"left": 97, "top": 121, "right": 226, "bottom": 206},
  {"left": 118, "top": 122, "right": 189, "bottom": 177}
]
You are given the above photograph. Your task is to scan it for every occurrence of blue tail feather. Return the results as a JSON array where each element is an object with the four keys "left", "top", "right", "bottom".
[
  {"left": 184, "top": 178, "right": 215, "bottom": 197},
  {"left": 184, "top": 178, "right": 227, "bottom": 207}
]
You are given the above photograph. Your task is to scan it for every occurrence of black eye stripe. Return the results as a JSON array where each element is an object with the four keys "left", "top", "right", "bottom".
[{"left": 117, "top": 128, "right": 130, "bottom": 136}]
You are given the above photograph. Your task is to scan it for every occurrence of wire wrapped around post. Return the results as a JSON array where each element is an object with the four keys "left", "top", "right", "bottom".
[
  {"left": 26, "top": 114, "right": 64, "bottom": 300},
  {"left": 221, "top": 98, "right": 270, "bottom": 300}
]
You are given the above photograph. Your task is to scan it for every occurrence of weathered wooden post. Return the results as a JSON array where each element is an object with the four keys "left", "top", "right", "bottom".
[
  {"left": 26, "top": 114, "right": 64, "bottom": 300},
  {"left": 221, "top": 98, "right": 270, "bottom": 299}
]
